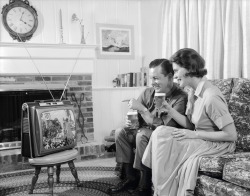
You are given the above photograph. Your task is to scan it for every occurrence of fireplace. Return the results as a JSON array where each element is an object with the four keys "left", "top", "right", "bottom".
[
  {"left": 0, "top": 89, "right": 67, "bottom": 150},
  {"left": 0, "top": 43, "right": 96, "bottom": 153},
  {"left": 0, "top": 74, "right": 94, "bottom": 151}
]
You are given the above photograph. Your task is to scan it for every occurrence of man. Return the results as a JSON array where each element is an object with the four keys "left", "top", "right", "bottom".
[{"left": 109, "top": 59, "right": 188, "bottom": 196}]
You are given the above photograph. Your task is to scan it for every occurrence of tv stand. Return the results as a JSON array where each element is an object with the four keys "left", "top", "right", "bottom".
[{"left": 28, "top": 149, "right": 81, "bottom": 195}]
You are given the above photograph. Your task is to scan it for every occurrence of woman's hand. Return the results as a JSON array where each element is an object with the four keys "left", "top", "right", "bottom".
[
  {"left": 128, "top": 98, "right": 144, "bottom": 111},
  {"left": 171, "top": 128, "right": 196, "bottom": 141}
]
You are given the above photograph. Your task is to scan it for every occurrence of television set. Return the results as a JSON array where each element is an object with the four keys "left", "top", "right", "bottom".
[{"left": 21, "top": 100, "right": 76, "bottom": 158}]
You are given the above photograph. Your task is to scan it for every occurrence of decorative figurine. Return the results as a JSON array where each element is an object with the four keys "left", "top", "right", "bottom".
[{"left": 112, "top": 78, "right": 120, "bottom": 87}]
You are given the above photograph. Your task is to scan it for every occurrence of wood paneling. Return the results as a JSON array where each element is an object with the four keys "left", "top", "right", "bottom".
[{"left": 93, "top": 87, "right": 146, "bottom": 142}]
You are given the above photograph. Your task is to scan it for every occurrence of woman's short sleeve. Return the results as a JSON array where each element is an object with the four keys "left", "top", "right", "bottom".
[{"left": 206, "top": 95, "right": 234, "bottom": 129}]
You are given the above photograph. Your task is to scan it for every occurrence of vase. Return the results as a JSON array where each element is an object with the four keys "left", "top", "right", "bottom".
[{"left": 80, "top": 25, "right": 86, "bottom": 44}]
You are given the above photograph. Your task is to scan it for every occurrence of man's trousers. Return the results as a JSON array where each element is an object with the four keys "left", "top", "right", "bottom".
[{"left": 115, "top": 127, "right": 153, "bottom": 171}]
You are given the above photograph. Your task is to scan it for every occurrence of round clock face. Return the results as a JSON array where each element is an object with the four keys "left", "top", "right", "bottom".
[{"left": 6, "top": 6, "right": 35, "bottom": 34}]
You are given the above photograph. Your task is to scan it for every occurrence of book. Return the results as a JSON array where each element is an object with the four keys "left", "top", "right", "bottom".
[
  {"left": 135, "top": 72, "right": 141, "bottom": 86},
  {"left": 132, "top": 73, "right": 136, "bottom": 87},
  {"left": 140, "top": 67, "right": 148, "bottom": 86},
  {"left": 120, "top": 74, "right": 125, "bottom": 87},
  {"left": 127, "top": 73, "right": 133, "bottom": 87}
]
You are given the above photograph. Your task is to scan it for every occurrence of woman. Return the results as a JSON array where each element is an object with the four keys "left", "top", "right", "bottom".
[{"left": 142, "top": 48, "right": 237, "bottom": 196}]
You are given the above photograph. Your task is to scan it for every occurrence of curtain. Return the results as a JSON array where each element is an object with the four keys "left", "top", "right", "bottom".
[{"left": 161, "top": 0, "right": 250, "bottom": 79}]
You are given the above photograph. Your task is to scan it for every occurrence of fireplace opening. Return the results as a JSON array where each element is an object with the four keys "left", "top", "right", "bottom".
[{"left": 0, "top": 90, "right": 67, "bottom": 150}]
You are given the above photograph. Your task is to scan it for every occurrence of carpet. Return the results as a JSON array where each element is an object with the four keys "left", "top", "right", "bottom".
[{"left": 0, "top": 166, "right": 130, "bottom": 196}]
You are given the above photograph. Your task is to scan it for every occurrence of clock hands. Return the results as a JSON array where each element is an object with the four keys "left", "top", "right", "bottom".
[
  {"left": 19, "top": 11, "right": 31, "bottom": 26},
  {"left": 19, "top": 11, "right": 28, "bottom": 25},
  {"left": 20, "top": 18, "right": 27, "bottom": 24},
  {"left": 19, "top": 11, "right": 24, "bottom": 21}
]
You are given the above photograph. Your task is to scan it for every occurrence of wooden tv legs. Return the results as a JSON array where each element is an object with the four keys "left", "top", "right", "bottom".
[{"left": 28, "top": 149, "right": 81, "bottom": 195}]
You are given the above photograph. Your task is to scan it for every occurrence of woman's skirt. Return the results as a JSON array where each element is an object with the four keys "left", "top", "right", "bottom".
[{"left": 142, "top": 126, "right": 235, "bottom": 196}]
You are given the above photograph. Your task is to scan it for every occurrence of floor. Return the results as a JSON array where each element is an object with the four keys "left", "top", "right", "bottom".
[
  {"left": 0, "top": 140, "right": 114, "bottom": 174},
  {"left": 0, "top": 152, "right": 117, "bottom": 175},
  {"left": 73, "top": 156, "right": 116, "bottom": 168},
  {"left": 0, "top": 155, "right": 125, "bottom": 196}
]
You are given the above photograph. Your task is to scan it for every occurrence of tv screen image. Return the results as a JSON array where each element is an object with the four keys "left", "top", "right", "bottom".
[{"left": 40, "top": 109, "right": 76, "bottom": 150}]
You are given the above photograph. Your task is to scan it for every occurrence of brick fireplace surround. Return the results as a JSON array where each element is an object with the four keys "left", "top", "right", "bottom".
[{"left": 0, "top": 74, "right": 105, "bottom": 172}]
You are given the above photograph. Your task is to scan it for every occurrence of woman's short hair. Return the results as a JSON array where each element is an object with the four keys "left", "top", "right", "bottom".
[
  {"left": 149, "top": 59, "right": 174, "bottom": 77},
  {"left": 170, "top": 48, "right": 207, "bottom": 78}
]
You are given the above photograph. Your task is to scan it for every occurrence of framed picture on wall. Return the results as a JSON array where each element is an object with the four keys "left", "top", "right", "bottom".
[{"left": 96, "top": 23, "right": 134, "bottom": 59}]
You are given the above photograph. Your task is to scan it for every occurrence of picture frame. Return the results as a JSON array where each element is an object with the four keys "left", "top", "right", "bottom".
[{"left": 96, "top": 23, "right": 134, "bottom": 59}]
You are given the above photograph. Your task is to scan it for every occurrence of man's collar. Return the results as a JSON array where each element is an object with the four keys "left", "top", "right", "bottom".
[{"left": 165, "top": 84, "right": 177, "bottom": 98}]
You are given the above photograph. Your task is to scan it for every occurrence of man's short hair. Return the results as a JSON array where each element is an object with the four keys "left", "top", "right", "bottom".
[
  {"left": 170, "top": 48, "right": 207, "bottom": 78},
  {"left": 149, "top": 59, "right": 174, "bottom": 77}
]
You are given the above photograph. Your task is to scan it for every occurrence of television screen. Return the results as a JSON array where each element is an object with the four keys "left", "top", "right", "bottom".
[
  {"left": 39, "top": 109, "right": 75, "bottom": 150},
  {"left": 21, "top": 100, "right": 76, "bottom": 158}
]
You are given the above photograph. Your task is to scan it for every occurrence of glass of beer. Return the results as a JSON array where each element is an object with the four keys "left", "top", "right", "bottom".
[
  {"left": 127, "top": 110, "right": 139, "bottom": 129},
  {"left": 154, "top": 93, "right": 166, "bottom": 109}
]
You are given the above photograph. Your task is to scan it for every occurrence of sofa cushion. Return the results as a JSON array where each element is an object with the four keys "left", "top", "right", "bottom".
[
  {"left": 223, "top": 160, "right": 250, "bottom": 189},
  {"left": 229, "top": 78, "right": 250, "bottom": 152},
  {"left": 199, "top": 156, "right": 230, "bottom": 174},
  {"left": 195, "top": 175, "right": 250, "bottom": 196},
  {"left": 199, "top": 152, "right": 250, "bottom": 174},
  {"left": 210, "top": 78, "right": 233, "bottom": 104}
]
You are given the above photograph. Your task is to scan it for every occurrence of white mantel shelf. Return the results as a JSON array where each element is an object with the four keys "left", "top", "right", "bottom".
[
  {"left": 0, "top": 84, "right": 67, "bottom": 91},
  {"left": 0, "top": 42, "right": 98, "bottom": 74},
  {"left": 0, "top": 42, "right": 99, "bottom": 49}
]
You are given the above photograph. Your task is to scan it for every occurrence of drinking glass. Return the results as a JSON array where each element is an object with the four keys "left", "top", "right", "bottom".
[
  {"left": 154, "top": 93, "right": 166, "bottom": 109},
  {"left": 127, "top": 110, "right": 139, "bottom": 129}
]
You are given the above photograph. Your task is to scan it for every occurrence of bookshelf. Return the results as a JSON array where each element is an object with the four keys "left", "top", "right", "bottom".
[{"left": 93, "top": 87, "right": 145, "bottom": 90}]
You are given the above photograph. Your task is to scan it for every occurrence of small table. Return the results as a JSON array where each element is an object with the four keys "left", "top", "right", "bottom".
[{"left": 28, "top": 149, "right": 81, "bottom": 195}]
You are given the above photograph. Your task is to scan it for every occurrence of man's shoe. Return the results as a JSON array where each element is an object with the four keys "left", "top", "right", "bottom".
[
  {"left": 108, "top": 178, "right": 138, "bottom": 193},
  {"left": 118, "top": 164, "right": 126, "bottom": 180},
  {"left": 130, "top": 168, "right": 152, "bottom": 196},
  {"left": 114, "top": 163, "right": 126, "bottom": 180}
]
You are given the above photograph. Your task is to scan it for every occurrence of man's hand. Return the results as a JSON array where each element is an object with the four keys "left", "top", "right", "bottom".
[
  {"left": 158, "top": 100, "right": 172, "bottom": 115},
  {"left": 124, "top": 115, "right": 139, "bottom": 130},
  {"left": 171, "top": 128, "right": 196, "bottom": 141},
  {"left": 128, "top": 98, "right": 144, "bottom": 111}
]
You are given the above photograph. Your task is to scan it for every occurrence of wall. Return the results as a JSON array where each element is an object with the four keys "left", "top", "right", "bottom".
[
  {"left": 140, "top": 0, "right": 164, "bottom": 66},
  {"left": 93, "top": 87, "right": 145, "bottom": 142}
]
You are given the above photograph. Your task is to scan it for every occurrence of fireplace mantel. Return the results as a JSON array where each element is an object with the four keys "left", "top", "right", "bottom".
[
  {"left": 0, "top": 42, "right": 98, "bottom": 75},
  {"left": 0, "top": 84, "right": 67, "bottom": 91},
  {"left": 0, "top": 42, "right": 98, "bottom": 49}
]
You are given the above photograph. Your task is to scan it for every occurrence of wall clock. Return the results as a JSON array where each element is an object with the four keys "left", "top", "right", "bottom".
[{"left": 1, "top": 0, "right": 38, "bottom": 42}]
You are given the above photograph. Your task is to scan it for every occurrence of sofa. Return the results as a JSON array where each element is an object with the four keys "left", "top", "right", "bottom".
[
  {"left": 105, "top": 78, "right": 250, "bottom": 195},
  {"left": 195, "top": 78, "right": 250, "bottom": 195}
]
